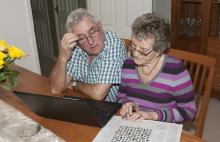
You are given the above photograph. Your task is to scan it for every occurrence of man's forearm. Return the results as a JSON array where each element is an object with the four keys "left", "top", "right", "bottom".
[
  {"left": 75, "top": 83, "right": 111, "bottom": 100},
  {"left": 50, "top": 58, "right": 69, "bottom": 94}
]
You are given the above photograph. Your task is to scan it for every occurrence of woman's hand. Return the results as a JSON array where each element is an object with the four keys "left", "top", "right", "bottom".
[
  {"left": 120, "top": 102, "right": 136, "bottom": 118},
  {"left": 122, "top": 111, "right": 158, "bottom": 121},
  {"left": 124, "top": 111, "right": 144, "bottom": 121},
  {"left": 120, "top": 102, "right": 158, "bottom": 121}
]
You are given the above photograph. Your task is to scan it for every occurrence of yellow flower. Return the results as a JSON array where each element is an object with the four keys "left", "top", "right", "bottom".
[
  {"left": 0, "top": 51, "right": 6, "bottom": 60},
  {"left": 0, "top": 40, "right": 25, "bottom": 90},
  {"left": 0, "top": 40, "right": 9, "bottom": 51},
  {"left": 8, "top": 45, "right": 25, "bottom": 59},
  {"left": 0, "top": 59, "right": 5, "bottom": 69}
]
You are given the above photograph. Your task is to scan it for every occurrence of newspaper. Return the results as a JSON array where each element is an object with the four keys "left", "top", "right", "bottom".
[
  {"left": 0, "top": 99, "right": 65, "bottom": 142},
  {"left": 93, "top": 116, "right": 182, "bottom": 142}
]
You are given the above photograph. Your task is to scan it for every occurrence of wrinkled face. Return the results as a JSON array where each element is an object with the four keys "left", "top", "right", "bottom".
[
  {"left": 71, "top": 16, "right": 104, "bottom": 57},
  {"left": 131, "top": 37, "right": 156, "bottom": 65}
]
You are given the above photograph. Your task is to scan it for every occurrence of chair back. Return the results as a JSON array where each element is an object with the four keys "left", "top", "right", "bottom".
[
  {"left": 166, "top": 48, "right": 216, "bottom": 137},
  {"left": 122, "top": 38, "right": 216, "bottom": 138}
]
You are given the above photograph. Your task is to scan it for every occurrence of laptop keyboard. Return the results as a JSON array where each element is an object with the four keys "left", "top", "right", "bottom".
[
  {"left": 93, "top": 104, "right": 116, "bottom": 125},
  {"left": 62, "top": 95, "right": 121, "bottom": 127},
  {"left": 89, "top": 103, "right": 120, "bottom": 126}
]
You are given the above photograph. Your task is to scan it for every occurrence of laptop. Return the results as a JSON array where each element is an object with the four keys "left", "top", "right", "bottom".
[{"left": 13, "top": 91, "right": 121, "bottom": 127}]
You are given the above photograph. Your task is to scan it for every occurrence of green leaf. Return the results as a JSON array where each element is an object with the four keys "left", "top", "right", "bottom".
[
  {"left": 8, "top": 70, "right": 19, "bottom": 86},
  {"left": 0, "top": 72, "right": 6, "bottom": 82}
]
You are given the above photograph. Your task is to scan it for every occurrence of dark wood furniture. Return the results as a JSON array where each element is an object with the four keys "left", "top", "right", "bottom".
[
  {"left": 0, "top": 66, "right": 207, "bottom": 142},
  {"left": 171, "top": 0, "right": 220, "bottom": 99}
]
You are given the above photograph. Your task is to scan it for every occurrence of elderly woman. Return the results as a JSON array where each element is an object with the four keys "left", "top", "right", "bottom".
[{"left": 117, "top": 13, "right": 196, "bottom": 123}]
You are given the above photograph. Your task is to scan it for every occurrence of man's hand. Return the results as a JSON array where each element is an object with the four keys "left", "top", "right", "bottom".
[{"left": 59, "top": 33, "right": 79, "bottom": 61}]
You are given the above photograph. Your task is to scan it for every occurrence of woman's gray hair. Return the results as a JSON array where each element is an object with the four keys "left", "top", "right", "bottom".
[
  {"left": 131, "top": 13, "right": 170, "bottom": 53},
  {"left": 66, "top": 8, "right": 100, "bottom": 32}
]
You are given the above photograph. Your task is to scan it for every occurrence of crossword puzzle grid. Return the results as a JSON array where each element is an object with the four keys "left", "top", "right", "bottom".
[{"left": 110, "top": 125, "right": 152, "bottom": 142}]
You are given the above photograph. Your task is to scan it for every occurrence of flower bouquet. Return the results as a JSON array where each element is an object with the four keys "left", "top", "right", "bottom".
[{"left": 0, "top": 40, "right": 25, "bottom": 90}]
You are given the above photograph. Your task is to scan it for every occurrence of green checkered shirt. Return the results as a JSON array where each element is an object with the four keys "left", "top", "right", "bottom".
[{"left": 67, "top": 31, "right": 127, "bottom": 102}]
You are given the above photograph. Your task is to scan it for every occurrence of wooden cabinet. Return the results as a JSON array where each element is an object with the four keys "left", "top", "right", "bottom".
[
  {"left": 171, "top": 0, "right": 220, "bottom": 98},
  {"left": 207, "top": 0, "right": 220, "bottom": 98},
  {"left": 209, "top": 0, "right": 220, "bottom": 38},
  {"left": 207, "top": 38, "right": 220, "bottom": 98}
]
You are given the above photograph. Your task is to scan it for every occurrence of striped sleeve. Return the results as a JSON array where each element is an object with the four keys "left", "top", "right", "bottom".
[
  {"left": 117, "top": 59, "right": 133, "bottom": 104},
  {"left": 156, "top": 58, "right": 196, "bottom": 122}
]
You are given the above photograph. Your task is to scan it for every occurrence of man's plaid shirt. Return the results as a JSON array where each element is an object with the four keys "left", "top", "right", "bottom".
[{"left": 67, "top": 31, "right": 127, "bottom": 102}]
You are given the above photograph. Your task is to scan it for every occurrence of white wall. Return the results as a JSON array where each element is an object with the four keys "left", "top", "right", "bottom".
[
  {"left": 0, "top": 0, "right": 41, "bottom": 74},
  {"left": 153, "top": 0, "right": 171, "bottom": 23}
]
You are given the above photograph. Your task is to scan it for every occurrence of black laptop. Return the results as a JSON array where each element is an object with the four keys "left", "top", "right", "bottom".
[{"left": 13, "top": 91, "right": 121, "bottom": 127}]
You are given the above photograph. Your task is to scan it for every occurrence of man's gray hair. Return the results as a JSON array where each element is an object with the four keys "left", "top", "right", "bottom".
[{"left": 66, "top": 8, "right": 100, "bottom": 32}]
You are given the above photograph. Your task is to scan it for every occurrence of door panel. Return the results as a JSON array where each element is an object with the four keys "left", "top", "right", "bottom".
[
  {"left": 31, "top": 0, "right": 54, "bottom": 58},
  {"left": 53, "top": 0, "right": 77, "bottom": 43},
  {"left": 53, "top": 0, "right": 87, "bottom": 46},
  {"left": 30, "top": 0, "right": 86, "bottom": 76},
  {"left": 87, "top": 0, "right": 152, "bottom": 38}
]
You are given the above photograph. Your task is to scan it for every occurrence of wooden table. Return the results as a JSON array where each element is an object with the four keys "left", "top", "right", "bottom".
[{"left": 0, "top": 66, "right": 207, "bottom": 142}]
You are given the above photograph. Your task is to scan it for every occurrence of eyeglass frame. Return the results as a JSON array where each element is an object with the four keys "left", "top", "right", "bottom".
[
  {"left": 76, "top": 25, "right": 100, "bottom": 46},
  {"left": 129, "top": 43, "right": 154, "bottom": 57}
]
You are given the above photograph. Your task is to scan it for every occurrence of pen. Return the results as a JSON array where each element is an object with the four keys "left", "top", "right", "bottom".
[
  {"left": 132, "top": 104, "right": 139, "bottom": 112},
  {"left": 122, "top": 104, "right": 139, "bottom": 119}
]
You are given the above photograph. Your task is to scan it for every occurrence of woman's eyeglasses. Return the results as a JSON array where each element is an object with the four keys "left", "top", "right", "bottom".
[
  {"left": 77, "top": 26, "right": 99, "bottom": 45},
  {"left": 129, "top": 45, "right": 154, "bottom": 56}
]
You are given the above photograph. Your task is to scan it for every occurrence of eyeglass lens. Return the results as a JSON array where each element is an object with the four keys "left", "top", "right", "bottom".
[
  {"left": 77, "top": 27, "right": 99, "bottom": 45},
  {"left": 129, "top": 45, "right": 153, "bottom": 56}
]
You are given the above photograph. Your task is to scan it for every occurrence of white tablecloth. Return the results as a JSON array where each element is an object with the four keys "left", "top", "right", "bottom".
[{"left": 0, "top": 99, "right": 66, "bottom": 142}]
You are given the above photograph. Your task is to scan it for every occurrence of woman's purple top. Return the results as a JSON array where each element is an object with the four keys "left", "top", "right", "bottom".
[{"left": 117, "top": 55, "right": 196, "bottom": 123}]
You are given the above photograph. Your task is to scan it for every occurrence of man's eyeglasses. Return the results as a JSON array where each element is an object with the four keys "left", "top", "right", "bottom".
[
  {"left": 129, "top": 44, "right": 154, "bottom": 56},
  {"left": 77, "top": 26, "right": 99, "bottom": 45}
]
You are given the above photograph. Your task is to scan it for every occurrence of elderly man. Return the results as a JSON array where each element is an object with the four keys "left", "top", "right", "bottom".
[{"left": 50, "top": 8, "right": 126, "bottom": 102}]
